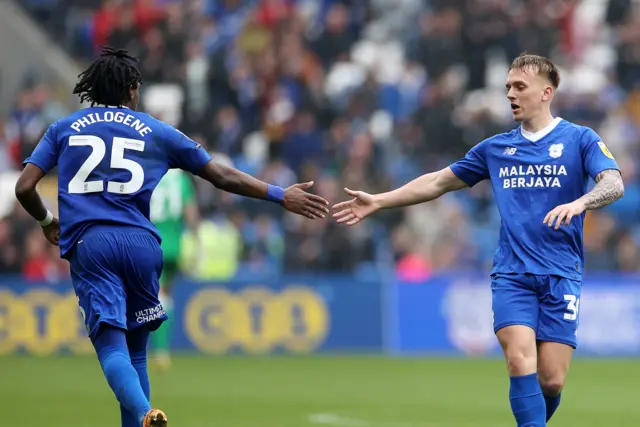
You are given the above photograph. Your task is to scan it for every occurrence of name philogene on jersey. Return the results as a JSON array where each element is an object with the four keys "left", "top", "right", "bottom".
[
  {"left": 70, "top": 111, "right": 153, "bottom": 138},
  {"left": 499, "top": 164, "right": 567, "bottom": 188}
]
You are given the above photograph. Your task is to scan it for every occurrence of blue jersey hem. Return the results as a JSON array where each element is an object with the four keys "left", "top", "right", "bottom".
[
  {"left": 592, "top": 165, "right": 621, "bottom": 179},
  {"left": 449, "top": 165, "right": 475, "bottom": 188},
  {"left": 491, "top": 270, "right": 582, "bottom": 282},
  {"left": 60, "top": 223, "right": 161, "bottom": 260}
]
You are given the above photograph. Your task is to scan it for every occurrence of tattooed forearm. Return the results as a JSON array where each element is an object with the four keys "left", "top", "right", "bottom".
[{"left": 579, "top": 169, "right": 624, "bottom": 210}]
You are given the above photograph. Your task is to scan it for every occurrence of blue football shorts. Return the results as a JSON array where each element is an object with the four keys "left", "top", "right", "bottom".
[
  {"left": 491, "top": 273, "right": 582, "bottom": 348},
  {"left": 68, "top": 225, "right": 168, "bottom": 341}
]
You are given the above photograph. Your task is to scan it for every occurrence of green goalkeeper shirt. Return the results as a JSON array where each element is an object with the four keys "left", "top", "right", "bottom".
[{"left": 149, "top": 169, "right": 196, "bottom": 261}]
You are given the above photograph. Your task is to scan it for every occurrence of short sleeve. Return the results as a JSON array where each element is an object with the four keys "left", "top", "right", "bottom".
[
  {"left": 23, "top": 123, "right": 59, "bottom": 173},
  {"left": 580, "top": 127, "right": 620, "bottom": 180},
  {"left": 449, "top": 139, "right": 491, "bottom": 187},
  {"left": 162, "top": 123, "right": 212, "bottom": 175}
]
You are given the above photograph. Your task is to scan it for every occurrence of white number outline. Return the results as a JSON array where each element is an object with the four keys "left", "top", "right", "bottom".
[
  {"left": 68, "top": 135, "right": 145, "bottom": 195},
  {"left": 564, "top": 294, "right": 580, "bottom": 321}
]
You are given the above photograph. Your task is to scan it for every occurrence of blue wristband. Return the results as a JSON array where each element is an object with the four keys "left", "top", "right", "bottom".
[{"left": 266, "top": 184, "right": 285, "bottom": 204}]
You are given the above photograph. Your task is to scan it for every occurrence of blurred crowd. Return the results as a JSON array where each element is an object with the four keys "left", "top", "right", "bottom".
[{"left": 2, "top": 0, "right": 640, "bottom": 282}]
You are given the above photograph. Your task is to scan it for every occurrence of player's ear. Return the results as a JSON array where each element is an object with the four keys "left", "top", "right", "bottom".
[
  {"left": 130, "top": 81, "right": 141, "bottom": 99},
  {"left": 129, "top": 83, "right": 140, "bottom": 109},
  {"left": 541, "top": 86, "right": 553, "bottom": 102}
]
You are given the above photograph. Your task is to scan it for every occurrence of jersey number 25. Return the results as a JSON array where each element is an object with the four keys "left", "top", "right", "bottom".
[{"left": 68, "top": 135, "right": 145, "bottom": 195}]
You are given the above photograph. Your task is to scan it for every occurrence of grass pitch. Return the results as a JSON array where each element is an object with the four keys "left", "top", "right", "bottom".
[{"left": 1, "top": 355, "right": 638, "bottom": 426}]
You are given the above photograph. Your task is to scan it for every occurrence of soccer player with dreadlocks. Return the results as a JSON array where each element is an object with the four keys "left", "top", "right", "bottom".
[{"left": 14, "top": 46, "right": 330, "bottom": 427}]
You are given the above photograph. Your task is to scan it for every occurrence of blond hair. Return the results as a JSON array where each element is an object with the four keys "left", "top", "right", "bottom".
[{"left": 510, "top": 53, "right": 560, "bottom": 89}]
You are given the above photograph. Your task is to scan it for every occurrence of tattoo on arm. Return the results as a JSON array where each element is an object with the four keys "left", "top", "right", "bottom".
[{"left": 580, "top": 169, "right": 624, "bottom": 210}]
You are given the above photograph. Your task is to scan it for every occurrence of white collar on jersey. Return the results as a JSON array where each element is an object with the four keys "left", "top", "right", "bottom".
[{"left": 520, "top": 117, "right": 562, "bottom": 142}]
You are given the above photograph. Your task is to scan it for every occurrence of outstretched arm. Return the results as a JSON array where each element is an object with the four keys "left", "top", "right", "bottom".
[
  {"left": 166, "top": 125, "right": 280, "bottom": 203},
  {"left": 163, "top": 124, "right": 330, "bottom": 219},
  {"left": 332, "top": 167, "right": 468, "bottom": 226},
  {"left": 578, "top": 169, "right": 624, "bottom": 210},
  {"left": 198, "top": 160, "right": 330, "bottom": 219},
  {"left": 544, "top": 169, "right": 624, "bottom": 229},
  {"left": 373, "top": 167, "right": 468, "bottom": 209},
  {"left": 198, "top": 160, "right": 271, "bottom": 200}
]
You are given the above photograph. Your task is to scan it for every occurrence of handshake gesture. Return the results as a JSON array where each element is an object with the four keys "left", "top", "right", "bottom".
[{"left": 284, "top": 183, "right": 378, "bottom": 226}]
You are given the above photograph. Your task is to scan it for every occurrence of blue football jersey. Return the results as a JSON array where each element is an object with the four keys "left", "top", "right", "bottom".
[
  {"left": 450, "top": 118, "right": 620, "bottom": 280},
  {"left": 24, "top": 106, "right": 212, "bottom": 258}
]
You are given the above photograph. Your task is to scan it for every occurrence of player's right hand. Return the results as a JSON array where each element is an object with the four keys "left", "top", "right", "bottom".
[
  {"left": 42, "top": 217, "right": 60, "bottom": 246},
  {"left": 332, "top": 188, "right": 380, "bottom": 226},
  {"left": 283, "top": 181, "right": 330, "bottom": 219}
]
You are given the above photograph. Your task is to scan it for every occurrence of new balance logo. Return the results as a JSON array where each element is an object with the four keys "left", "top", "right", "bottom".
[{"left": 504, "top": 147, "right": 517, "bottom": 155}]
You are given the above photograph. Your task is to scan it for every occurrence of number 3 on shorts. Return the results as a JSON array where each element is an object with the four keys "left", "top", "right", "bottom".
[{"left": 564, "top": 294, "right": 580, "bottom": 321}]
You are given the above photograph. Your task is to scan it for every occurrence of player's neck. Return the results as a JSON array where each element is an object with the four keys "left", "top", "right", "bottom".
[{"left": 521, "top": 112, "right": 555, "bottom": 134}]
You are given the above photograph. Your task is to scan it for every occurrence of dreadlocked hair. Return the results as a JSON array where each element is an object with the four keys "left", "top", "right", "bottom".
[{"left": 73, "top": 46, "right": 142, "bottom": 107}]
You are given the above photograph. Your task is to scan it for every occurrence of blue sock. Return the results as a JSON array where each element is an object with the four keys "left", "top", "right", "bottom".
[
  {"left": 121, "top": 328, "right": 151, "bottom": 427},
  {"left": 509, "top": 373, "right": 546, "bottom": 427},
  {"left": 544, "top": 393, "right": 561, "bottom": 421},
  {"left": 93, "top": 326, "right": 151, "bottom": 427}
]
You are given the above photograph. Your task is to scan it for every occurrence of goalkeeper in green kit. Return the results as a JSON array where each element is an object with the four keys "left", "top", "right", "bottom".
[{"left": 149, "top": 168, "right": 200, "bottom": 370}]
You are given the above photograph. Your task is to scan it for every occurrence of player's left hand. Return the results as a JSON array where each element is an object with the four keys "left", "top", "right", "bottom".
[
  {"left": 543, "top": 201, "right": 586, "bottom": 230},
  {"left": 42, "top": 217, "right": 60, "bottom": 246},
  {"left": 283, "top": 182, "right": 330, "bottom": 219}
]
